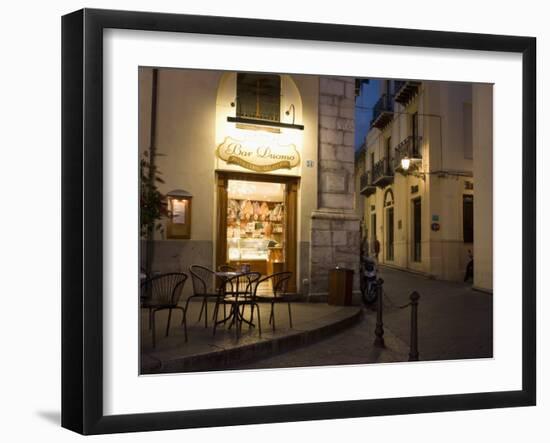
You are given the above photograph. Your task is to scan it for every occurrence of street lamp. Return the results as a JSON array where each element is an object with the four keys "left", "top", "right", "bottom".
[{"left": 401, "top": 156, "right": 411, "bottom": 172}]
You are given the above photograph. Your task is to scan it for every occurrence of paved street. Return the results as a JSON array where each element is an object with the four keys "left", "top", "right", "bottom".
[
  {"left": 379, "top": 265, "right": 493, "bottom": 361},
  {"left": 233, "top": 311, "right": 409, "bottom": 370},
  {"left": 234, "top": 266, "right": 492, "bottom": 369}
]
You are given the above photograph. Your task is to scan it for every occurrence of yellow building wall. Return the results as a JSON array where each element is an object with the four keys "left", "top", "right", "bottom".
[
  {"left": 138, "top": 68, "right": 319, "bottom": 293},
  {"left": 472, "top": 84, "right": 493, "bottom": 291},
  {"left": 361, "top": 81, "right": 482, "bottom": 283}
]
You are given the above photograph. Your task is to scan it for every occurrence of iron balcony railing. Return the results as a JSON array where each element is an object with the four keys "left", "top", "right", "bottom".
[
  {"left": 370, "top": 93, "right": 394, "bottom": 129},
  {"left": 394, "top": 80, "right": 406, "bottom": 94},
  {"left": 393, "top": 135, "right": 423, "bottom": 170},
  {"left": 393, "top": 80, "right": 421, "bottom": 105},
  {"left": 372, "top": 157, "right": 394, "bottom": 187},
  {"left": 359, "top": 171, "right": 376, "bottom": 196}
]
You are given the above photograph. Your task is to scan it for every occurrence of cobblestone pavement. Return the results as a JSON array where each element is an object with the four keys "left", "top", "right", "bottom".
[
  {"left": 234, "top": 266, "right": 492, "bottom": 369},
  {"left": 233, "top": 309, "right": 409, "bottom": 370},
  {"left": 379, "top": 266, "right": 493, "bottom": 361}
]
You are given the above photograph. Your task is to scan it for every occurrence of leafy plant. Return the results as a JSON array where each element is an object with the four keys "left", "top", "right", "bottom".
[{"left": 140, "top": 150, "right": 169, "bottom": 237}]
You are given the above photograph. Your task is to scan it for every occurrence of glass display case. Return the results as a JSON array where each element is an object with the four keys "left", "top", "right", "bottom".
[
  {"left": 227, "top": 238, "right": 270, "bottom": 261},
  {"left": 225, "top": 182, "right": 287, "bottom": 275}
]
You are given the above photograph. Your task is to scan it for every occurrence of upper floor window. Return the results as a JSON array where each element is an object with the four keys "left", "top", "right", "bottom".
[
  {"left": 463, "top": 102, "right": 473, "bottom": 159},
  {"left": 463, "top": 194, "right": 474, "bottom": 243},
  {"left": 236, "top": 73, "right": 281, "bottom": 122},
  {"left": 385, "top": 136, "right": 392, "bottom": 175},
  {"left": 411, "top": 112, "right": 419, "bottom": 157},
  {"left": 370, "top": 152, "right": 375, "bottom": 175}
]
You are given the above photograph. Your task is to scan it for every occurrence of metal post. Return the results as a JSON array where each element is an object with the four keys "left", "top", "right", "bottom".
[
  {"left": 408, "top": 291, "right": 420, "bottom": 361},
  {"left": 374, "top": 278, "right": 385, "bottom": 347}
]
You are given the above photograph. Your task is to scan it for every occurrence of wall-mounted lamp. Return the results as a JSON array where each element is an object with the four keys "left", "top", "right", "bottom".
[
  {"left": 401, "top": 156, "right": 411, "bottom": 172},
  {"left": 166, "top": 189, "right": 193, "bottom": 239},
  {"left": 285, "top": 104, "right": 296, "bottom": 125},
  {"left": 399, "top": 156, "right": 425, "bottom": 180}
]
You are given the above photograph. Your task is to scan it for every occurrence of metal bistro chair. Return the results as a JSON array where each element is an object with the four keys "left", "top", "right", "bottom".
[
  {"left": 217, "top": 264, "right": 237, "bottom": 272},
  {"left": 188, "top": 265, "right": 226, "bottom": 328},
  {"left": 214, "top": 272, "right": 262, "bottom": 338},
  {"left": 255, "top": 272, "right": 293, "bottom": 331},
  {"left": 140, "top": 272, "right": 188, "bottom": 348}
]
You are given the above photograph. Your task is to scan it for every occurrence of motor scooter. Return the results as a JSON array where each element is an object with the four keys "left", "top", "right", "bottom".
[{"left": 360, "top": 254, "right": 378, "bottom": 305}]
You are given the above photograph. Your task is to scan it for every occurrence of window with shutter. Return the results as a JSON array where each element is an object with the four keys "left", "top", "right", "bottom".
[{"left": 236, "top": 73, "right": 281, "bottom": 122}]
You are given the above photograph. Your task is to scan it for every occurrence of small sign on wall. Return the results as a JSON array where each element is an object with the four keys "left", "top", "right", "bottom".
[{"left": 166, "top": 189, "right": 193, "bottom": 239}]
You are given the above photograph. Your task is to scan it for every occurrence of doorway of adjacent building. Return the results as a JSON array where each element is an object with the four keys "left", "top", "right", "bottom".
[
  {"left": 384, "top": 189, "right": 395, "bottom": 262},
  {"left": 370, "top": 211, "right": 377, "bottom": 257},
  {"left": 386, "top": 207, "right": 394, "bottom": 261},
  {"left": 216, "top": 171, "right": 298, "bottom": 293},
  {"left": 463, "top": 194, "right": 474, "bottom": 243},
  {"left": 412, "top": 197, "right": 422, "bottom": 262}
]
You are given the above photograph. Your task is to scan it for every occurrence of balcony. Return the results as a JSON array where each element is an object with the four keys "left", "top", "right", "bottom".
[
  {"left": 393, "top": 135, "right": 423, "bottom": 171},
  {"left": 394, "top": 80, "right": 421, "bottom": 105},
  {"left": 359, "top": 172, "right": 376, "bottom": 196},
  {"left": 370, "top": 93, "right": 394, "bottom": 129},
  {"left": 372, "top": 157, "right": 394, "bottom": 188}
]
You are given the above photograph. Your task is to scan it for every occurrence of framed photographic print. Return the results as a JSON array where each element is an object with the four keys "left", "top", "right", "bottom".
[{"left": 61, "top": 8, "right": 536, "bottom": 435}]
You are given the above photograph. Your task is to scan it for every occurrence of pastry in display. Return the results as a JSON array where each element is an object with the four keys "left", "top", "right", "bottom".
[{"left": 260, "top": 201, "right": 269, "bottom": 220}]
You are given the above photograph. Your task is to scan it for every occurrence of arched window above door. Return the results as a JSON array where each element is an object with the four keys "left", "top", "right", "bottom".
[{"left": 384, "top": 188, "right": 395, "bottom": 207}]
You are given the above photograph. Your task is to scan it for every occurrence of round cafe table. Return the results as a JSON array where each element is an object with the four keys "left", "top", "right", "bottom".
[{"left": 213, "top": 271, "right": 257, "bottom": 335}]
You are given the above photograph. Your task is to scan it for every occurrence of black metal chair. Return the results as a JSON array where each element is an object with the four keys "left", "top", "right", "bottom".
[
  {"left": 140, "top": 272, "right": 188, "bottom": 348},
  {"left": 255, "top": 272, "right": 293, "bottom": 331},
  {"left": 217, "top": 264, "right": 237, "bottom": 272},
  {"left": 188, "top": 265, "right": 226, "bottom": 328},
  {"left": 214, "top": 272, "right": 262, "bottom": 338}
]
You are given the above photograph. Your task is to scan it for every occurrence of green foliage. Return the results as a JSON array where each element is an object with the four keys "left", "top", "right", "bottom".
[{"left": 140, "top": 150, "right": 169, "bottom": 237}]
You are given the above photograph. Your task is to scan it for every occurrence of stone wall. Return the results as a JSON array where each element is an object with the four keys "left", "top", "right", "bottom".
[{"left": 309, "top": 77, "right": 360, "bottom": 296}]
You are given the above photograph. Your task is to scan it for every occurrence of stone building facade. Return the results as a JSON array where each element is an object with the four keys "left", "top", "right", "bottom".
[{"left": 309, "top": 77, "right": 360, "bottom": 296}]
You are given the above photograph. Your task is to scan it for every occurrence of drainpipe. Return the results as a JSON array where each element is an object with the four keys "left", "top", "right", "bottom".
[{"left": 145, "top": 68, "right": 159, "bottom": 277}]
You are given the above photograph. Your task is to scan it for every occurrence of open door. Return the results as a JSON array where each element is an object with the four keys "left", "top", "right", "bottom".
[{"left": 216, "top": 171, "right": 298, "bottom": 293}]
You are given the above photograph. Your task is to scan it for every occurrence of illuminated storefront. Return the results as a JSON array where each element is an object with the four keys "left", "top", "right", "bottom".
[{"left": 139, "top": 68, "right": 360, "bottom": 298}]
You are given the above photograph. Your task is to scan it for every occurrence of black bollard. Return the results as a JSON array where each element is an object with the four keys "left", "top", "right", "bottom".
[
  {"left": 408, "top": 291, "right": 420, "bottom": 361},
  {"left": 374, "top": 278, "right": 385, "bottom": 347}
]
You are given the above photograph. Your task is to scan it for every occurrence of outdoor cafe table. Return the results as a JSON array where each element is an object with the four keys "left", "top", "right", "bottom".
[{"left": 213, "top": 271, "right": 256, "bottom": 333}]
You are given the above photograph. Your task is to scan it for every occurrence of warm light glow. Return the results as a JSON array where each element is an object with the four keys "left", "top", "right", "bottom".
[
  {"left": 171, "top": 199, "right": 188, "bottom": 224},
  {"left": 227, "top": 180, "right": 284, "bottom": 202},
  {"left": 215, "top": 72, "right": 304, "bottom": 175},
  {"left": 401, "top": 157, "right": 411, "bottom": 171}
]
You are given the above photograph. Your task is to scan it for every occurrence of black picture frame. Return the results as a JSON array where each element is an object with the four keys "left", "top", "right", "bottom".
[{"left": 61, "top": 8, "right": 536, "bottom": 435}]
